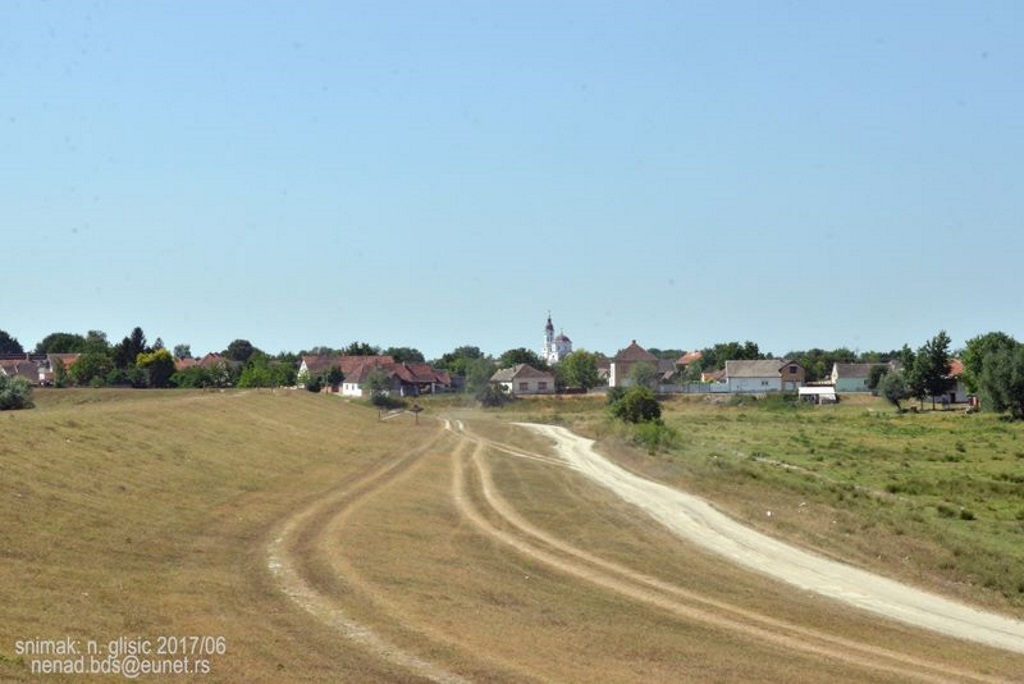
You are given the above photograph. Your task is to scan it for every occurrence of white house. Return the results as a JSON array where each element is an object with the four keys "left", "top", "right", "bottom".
[
  {"left": 831, "top": 363, "right": 886, "bottom": 393},
  {"left": 490, "top": 364, "right": 555, "bottom": 395},
  {"left": 725, "top": 359, "right": 805, "bottom": 393}
]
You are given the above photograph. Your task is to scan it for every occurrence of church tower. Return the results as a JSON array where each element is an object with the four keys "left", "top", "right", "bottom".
[
  {"left": 543, "top": 312, "right": 572, "bottom": 365},
  {"left": 543, "top": 313, "right": 555, "bottom": 362}
]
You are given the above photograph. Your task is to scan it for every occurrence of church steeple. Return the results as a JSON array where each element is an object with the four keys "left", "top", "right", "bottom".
[
  {"left": 543, "top": 312, "right": 571, "bottom": 365},
  {"left": 543, "top": 312, "right": 555, "bottom": 361}
]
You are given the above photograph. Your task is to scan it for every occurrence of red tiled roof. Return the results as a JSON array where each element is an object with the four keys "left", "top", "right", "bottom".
[
  {"left": 614, "top": 340, "right": 657, "bottom": 363},
  {"left": 677, "top": 351, "right": 703, "bottom": 366}
]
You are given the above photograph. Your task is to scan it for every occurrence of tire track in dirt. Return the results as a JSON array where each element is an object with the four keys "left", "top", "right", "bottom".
[
  {"left": 449, "top": 421, "right": 1007, "bottom": 683},
  {"left": 266, "top": 427, "right": 471, "bottom": 684}
]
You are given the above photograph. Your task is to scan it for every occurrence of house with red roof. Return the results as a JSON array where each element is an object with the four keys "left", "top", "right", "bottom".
[
  {"left": 298, "top": 354, "right": 451, "bottom": 397},
  {"left": 608, "top": 340, "right": 659, "bottom": 388}
]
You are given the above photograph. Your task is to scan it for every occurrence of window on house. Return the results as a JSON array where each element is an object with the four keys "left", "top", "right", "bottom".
[
  {"left": 789, "top": 365, "right": 797, "bottom": 374},
  {"left": 519, "top": 382, "right": 529, "bottom": 391},
  {"left": 538, "top": 381, "right": 547, "bottom": 390}
]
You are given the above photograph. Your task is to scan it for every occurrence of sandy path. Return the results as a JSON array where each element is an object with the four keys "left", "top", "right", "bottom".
[{"left": 518, "top": 423, "right": 1024, "bottom": 656}]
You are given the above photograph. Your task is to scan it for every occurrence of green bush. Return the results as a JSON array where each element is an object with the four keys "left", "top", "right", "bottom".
[
  {"left": 476, "top": 383, "right": 512, "bottom": 407},
  {"left": 609, "top": 386, "right": 662, "bottom": 424},
  {"left": 0, "top": 375, "right": 34, "bottom": 410},
  {"left": 631, "top": 421, "right": 679, "bottom": 453}
]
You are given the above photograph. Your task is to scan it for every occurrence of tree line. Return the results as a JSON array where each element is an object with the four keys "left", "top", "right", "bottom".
[{"left": 3, "top": 326, "right": 1024, "bottom": 420}]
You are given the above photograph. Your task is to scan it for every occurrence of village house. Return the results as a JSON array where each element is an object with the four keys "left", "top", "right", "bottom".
[
  {"left": 298, "top": 354, "right": 451, "bottom": 397},
  {"left": 725, "top": 359, "right": 805, "bottom": 393},
  {"left": 490, "top": 364, "right": 555, "bottom": 396},
  {"left": 608, "top": 340, "right": 659, "bottom": 388},
  {"left": 830, "top": 362, "right": 888, "bottom": 393},
  {"left": 944, "top": 359, "right": 969, "bottom": 404},
  {"left": 0, "top": 353, "right": 80, "bottom": 386}
]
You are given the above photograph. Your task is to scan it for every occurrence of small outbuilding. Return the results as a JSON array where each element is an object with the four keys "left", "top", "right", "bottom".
[{"left": 798, "top": 386, "right": 838, "bottom": 404}]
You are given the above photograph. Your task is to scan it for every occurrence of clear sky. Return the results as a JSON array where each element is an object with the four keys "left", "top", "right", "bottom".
[{"left": 3, "top": 2, "right": 1021, "bottom": 360}]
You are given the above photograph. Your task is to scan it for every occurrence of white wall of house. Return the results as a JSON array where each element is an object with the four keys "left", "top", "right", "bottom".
[
  {"left": 510, "top": 377, "right": 554, "bottom": 395},
  {"left": 609, "top": 363, "right": 636, "bottom": 388},
  {"left": 834, "top": 377, "right": 871, "bottom": 392},
  {"left": 728, "top": 377, "right": 781, "bottom": 393},
  {"left": 341, "top": 382, "right": 363, "bottom": 397}
]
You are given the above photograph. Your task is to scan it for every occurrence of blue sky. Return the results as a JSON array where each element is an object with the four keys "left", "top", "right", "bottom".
[{"left": 3, "top": 2, "right": 1021, "bottom": 360}]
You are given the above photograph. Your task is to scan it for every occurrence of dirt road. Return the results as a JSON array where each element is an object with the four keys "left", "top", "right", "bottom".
[{"left": 519, "top": 422, "right": 1024, "bottom": 656}]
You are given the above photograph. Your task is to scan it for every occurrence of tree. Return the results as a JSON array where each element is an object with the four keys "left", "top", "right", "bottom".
[
  {"left": 83, "top": 330, "right": 110, "bottom": 354},
  {"left": 786, "top": 347, "right": 858, "bottom": 383},
  {"left": 463, "top": 357, "right": 498, "bottom": 395},
  {"left": 171, "top": 365, "right": 214, "bottom": 389},
  {"left": 301, "top": 372, "right": 323, "bottom": 393},
  {"left": 365, "top": 366, "right": 394, "bottom": 406},
  {"left": 610, "top": 386, "right": 662, "bottom": 423},
  {"left": 52, "top": 357, "right": 69, "bottom": 388},
  {"left": 384, "top": 346, "right": 425, "bottom": 363},
  {"left": 323, "top": 365, "right": 344, "bottom": 387},
  {"left": 224, "top": 339, "right": 258, "bottom": 363},
  {"left": 112, "top": 327, "right": 151, "bottom": 369},
  {"left": 683, "top": 364, "right": 703, "bottom": 383},
  {"left": 978, "top": 343, "right": 1024, "bottom": 420},
  {"left": 68, "top": 352, "right": 113, "bottom": 387},
  {"left": 914, "top": 331, "right": 953, "bottom": 409},
  {"left": 699, "top": 341, "right": 764, "bottom": 371},
  {"left": 0, "top": 329, "right": 24, "bottom": 354},
  {"left": 476, "top": 382, "right": 511, "bottom": 407},
  {"left": 0, "top": 374, "right": 34, "bottom": 410},
  {"left": 497, "top": 347, "right": 546, "bottom": 370},
  {"left": 878, "top": 371, "right": 909, "bottom": 411},
  {"left": 35, "top": 332, "right": 87, "bottom": 354},
  {"left": 962, "top": 331, "right": 1017, "bottom": 395},
  {"left": 343, "top": 341, "right": 381, "bottom": 356},
  {"left": 136, "top": 348, "right": 176, "bottom": 388},
  {"left": 237, "top": 353, "right": 273, "bottom": 388},
  {"left": 867, "top": 364, "right": 889, "bottom": 391},
  {"left": 433, "top": 345, "right": 489, "bottom": 380},
  {"left": 628, "top": 361, "right": 659, "bottom": 389},
  {"left": 173, "top": 344, "right": 193, "bottom": 360},
  {"left": 237, "top": 352, "right": 293, "bottom": 388},
  {"left": 561, "top": 349, "right": 601, "bottom": 390}
]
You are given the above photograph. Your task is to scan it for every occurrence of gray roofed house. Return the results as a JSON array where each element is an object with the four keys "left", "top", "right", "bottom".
[
  {"left": 831, "top": 362, "right": 889, "bottom": 393},
  {"left": 490, "top": 363, "right": 555, "bottom": 395},
  {"left": 725, "top": 359, "right": 805, "bottom": 393}
]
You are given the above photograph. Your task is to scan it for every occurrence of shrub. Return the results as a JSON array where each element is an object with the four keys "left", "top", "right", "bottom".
[
  {"left": 605, "top": 386, "right": 627, "bottom": 406},
  {"left": 631, "top": 421, "right": 679, "bottom": 453},
  {"left": 609, "top": 386, "right": 662, "bottom": 424},
  {"left": 0, "top": 375, "right": 34, "bottom": 410},
  {"left": 476, "top": 383, "right": 512, "bottom": 408}
]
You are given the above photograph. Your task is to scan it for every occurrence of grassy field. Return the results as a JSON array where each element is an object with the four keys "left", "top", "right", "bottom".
[
  {"left": 505, "top": 392, "right": 1024, "bottom": 617},
  {"left": 0, "top": 388, "right": 438, "bottom": 682},
  {"left": 2, "top": 388, "right": 1023, "bottom": 682}
]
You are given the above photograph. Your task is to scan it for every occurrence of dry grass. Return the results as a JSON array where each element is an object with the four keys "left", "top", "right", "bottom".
[
  {"left": 3, "top": 389, "right": 1023, "bottom": 682},
  {"left": 0, "top": 389, "right": 432, "bottom": 682}
]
